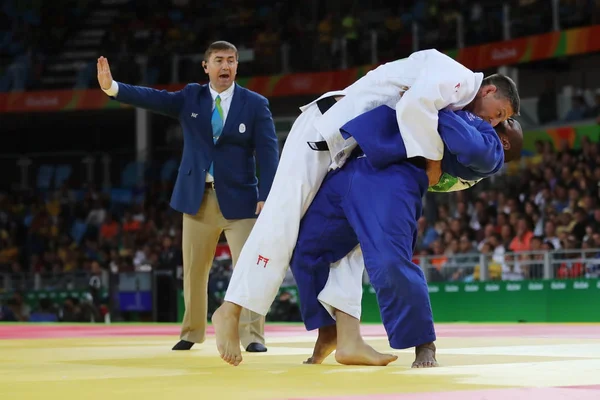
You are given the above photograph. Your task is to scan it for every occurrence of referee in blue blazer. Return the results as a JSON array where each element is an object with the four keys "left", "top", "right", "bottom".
[{"left": 97, "top": 41, "right": 279, "bottom": 353}]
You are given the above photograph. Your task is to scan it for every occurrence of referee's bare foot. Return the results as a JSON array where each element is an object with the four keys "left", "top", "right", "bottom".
[
  {"left": 335, "top": 339, "right": 398, "bottom": 366},
  {"left": 212, "top": 302, "right": 242, "bottom": 366},
  {"left": 303, "top": 325, "right": 337, "bottom": 364},
  {"left": 411, "top": 342, "right": 438, "bottom": 368}
]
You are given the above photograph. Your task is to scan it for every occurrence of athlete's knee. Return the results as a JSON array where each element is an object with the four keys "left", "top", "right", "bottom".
[
  {"left": 370, "top": 251, "right": 424, "bottom": 290},
  {"left": 290, "top": 245, "right": 319, "bottom": 274}
]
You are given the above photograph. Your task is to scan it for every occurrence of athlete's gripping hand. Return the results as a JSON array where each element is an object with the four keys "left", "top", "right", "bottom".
[{"left": 426, "top": 159, "right": 442, "bottom": 187}]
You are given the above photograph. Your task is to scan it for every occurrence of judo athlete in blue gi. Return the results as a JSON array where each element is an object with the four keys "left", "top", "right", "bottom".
[{"left": 289, "top": 106, "right": 522, "bottom": 367}]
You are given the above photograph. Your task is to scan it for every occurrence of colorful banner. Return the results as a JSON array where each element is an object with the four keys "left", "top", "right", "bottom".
[
  {"left": 522, "top": 123, "right": 600, "bottom": 153},
  {"left": 2, "top": 25, "right": 600, "bottom": 113},
  {"left": 446, "top": 25, "right": 600, "bottom": 71},
  {"left": 0, "top": 68, "right": 369, "bottom": 113}
]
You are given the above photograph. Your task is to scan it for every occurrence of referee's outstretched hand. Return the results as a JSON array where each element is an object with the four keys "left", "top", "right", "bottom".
[{"left": 97, "top": 56, "right": 113, "bottom": 91}]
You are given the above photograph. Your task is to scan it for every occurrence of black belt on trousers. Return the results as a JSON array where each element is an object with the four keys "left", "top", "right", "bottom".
[
  {"left": 407, "top": 157, "right": 427, "bottom": 171},
  {"left": 307, "top": 97, "right": 337, "bottom": 151},
  {"left": 317, "top": 96, "right": 337, "bottom": 114}
]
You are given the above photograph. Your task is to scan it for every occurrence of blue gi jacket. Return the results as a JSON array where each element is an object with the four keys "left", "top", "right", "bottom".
[{"left": 338, "top": 105, "right": 504, "bottom": 191}]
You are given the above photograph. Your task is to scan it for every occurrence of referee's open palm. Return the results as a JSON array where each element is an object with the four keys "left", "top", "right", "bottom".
[{"left": 97, "top": 56, "right": 113, "bottom": 90}]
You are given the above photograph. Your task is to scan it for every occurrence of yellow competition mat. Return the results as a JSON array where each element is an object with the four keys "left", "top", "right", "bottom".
[{"left": 1, "top": 324, "right": 600, "bottom": 400}]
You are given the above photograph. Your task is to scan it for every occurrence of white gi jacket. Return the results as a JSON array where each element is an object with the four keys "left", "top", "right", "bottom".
[{"left": 300, "top": 49, "right": 483, "bottom": 168}]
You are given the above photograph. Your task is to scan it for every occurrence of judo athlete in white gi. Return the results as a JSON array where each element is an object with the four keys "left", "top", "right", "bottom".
[
  {"left": 293, "top": 107, "right": 523, "bottom": 368},
  {"left": 213, "top": 49, "right": 520, "bottom": 366}
]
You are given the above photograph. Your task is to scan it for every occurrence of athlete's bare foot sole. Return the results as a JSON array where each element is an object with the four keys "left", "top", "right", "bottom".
[
  {"left": 411, "top": 342, "right": 438, "bottom": 368},
  {"left": 335, "top": 340, "right": 398, "bottom": 366},
  {"left": 303, "top": 325, "right": 337, "bottom": 364},
  {"left": 212, "top": 305, "right": 242, "bottom": 366}
]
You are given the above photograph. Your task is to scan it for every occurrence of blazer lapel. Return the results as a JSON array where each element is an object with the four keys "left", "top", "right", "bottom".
[
  {"left": 221, "top": 83, "right": 245, "bottom": 139},
  {"left": 198, "top": 85, "right": 213, "bottom": 139}
]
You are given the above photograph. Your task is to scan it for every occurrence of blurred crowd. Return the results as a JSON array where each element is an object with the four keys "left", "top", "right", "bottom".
[
  {"left": 1, "top": 134, "right": 600, "bottom": 321},
  {"left": 0, "top": 174, "right": 300, "bottom": 321},
  {"left": 0, "top": 0, "right": 93, "bottom": 91},
  {"left": 2, "top": 0, "right": 599, "bottom": 91},
  {"left": 417, "top": 137, "right": 600, "bottom": 282}
]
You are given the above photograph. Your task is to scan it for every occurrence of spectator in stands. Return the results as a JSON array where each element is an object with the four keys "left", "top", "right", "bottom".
[
  {"left": 341, "top": 9, "right": 361, "bottom": 67},
  {"left": 316, "top": 13, "right": 334, "bottom": 70},
  {"left": 564, "top": 95, "right": 589, "bottom": 122},
  {"left": 449, "top": 234, "right": 479, "bottom": 281},
  {"left": 59, "top": 296, "right": 84, "bottom": 322},
  {"left": 537, "top": 79, "right": 558, "bottom": 124},
  {"left": 472, "top": 242, "right": 502, "bottom": 281},
  {"left": 99, "top": 213, "right": 120, "bottom": 245},
  {"left": 416, "top": 216, "right": 438, "bottom": 250},
  {"left": 8, "top": 292, "right": 30, "bottom": 321},
  {"left": 254, "top": 22, "right": 281, "bottom": 74}
]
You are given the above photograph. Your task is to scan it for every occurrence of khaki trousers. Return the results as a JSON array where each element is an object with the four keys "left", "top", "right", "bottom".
[{"left": 179, "top": 187, "right": 264, "bottom": 348}]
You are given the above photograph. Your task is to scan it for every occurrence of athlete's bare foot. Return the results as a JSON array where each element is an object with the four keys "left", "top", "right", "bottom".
[
  {"left": 411, "top": 342, "right": 438, "bottom": 368},
  {"left": 331, "top": 308, "right": 397, "bottom": 366},
  {"left": 303, "top": 325, "right": 337, "bottom": 364},
  {"left": 335, "top": 339, "right": 398, "bottom": 366},
  {"left": 212, "top": 302, "right": 243, "bottom": 366}
]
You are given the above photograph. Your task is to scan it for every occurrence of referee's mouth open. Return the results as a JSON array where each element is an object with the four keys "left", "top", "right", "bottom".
[{"left": 219, "top": 72, "right": 231, "bottom": 83}]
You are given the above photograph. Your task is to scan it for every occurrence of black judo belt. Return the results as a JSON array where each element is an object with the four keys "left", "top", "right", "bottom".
[
  {"left": 307, "top": 96, "right": 425, "bottom": 171},
  {"left": 307, "top": 97, "right": 337, "bottom": 151}
]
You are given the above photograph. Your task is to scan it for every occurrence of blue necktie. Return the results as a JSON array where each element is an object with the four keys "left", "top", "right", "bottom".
[{"left": 209, "top": 95, "right": 223, "bottom": 178}]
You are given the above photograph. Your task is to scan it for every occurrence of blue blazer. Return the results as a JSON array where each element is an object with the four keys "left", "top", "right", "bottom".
[
  {"left": 110, "top": 82, "right": 279, "bottom": 219},
  {"left": 339, "top": 106, "right": 504, "bottom": 180}
]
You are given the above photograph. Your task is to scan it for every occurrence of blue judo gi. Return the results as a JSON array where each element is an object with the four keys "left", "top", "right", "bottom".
[{"left": 290, "top": 106, "right": 504, "bottom": 349}]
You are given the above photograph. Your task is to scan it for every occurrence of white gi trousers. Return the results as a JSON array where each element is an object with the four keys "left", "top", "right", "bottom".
[{"left": 224, "top": 99, "right": 341, "bottom": 315}]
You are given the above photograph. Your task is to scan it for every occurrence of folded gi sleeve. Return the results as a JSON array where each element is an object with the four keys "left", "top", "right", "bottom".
[{"left": 438, "top": 110, "right": 504, "bottom": 175}]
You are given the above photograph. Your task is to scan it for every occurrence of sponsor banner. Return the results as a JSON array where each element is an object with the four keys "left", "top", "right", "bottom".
[
  {"left": 426, "top": 279, "right": 597, "bottom": 294},
  {"left": 449, "top": 25, "right": 600, "bottom": 71},
  {"left": 3, "top": 25, "right": 600, "bottom": 113},
  {"left": 0, "top": 289, "right": 108, "bottom": 308},
  {"left": 0, "top": 68, "right": 367, "bottom": 113},
  {"left": 424, "top": 279, "right": 599, "bottom": 323}
]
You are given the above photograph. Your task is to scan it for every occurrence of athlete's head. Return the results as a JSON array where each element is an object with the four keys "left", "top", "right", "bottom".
[
  {"left": 467, "top": 74, "right": 520, "bottom": 127},
  {"left": 494, "top": 118, "right": 523, "bottom": 163}
]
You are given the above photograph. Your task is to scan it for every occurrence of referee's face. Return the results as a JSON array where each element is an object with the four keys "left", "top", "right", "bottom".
[{"left": 204, "top": 50, "right": 238, "bottom": 93}]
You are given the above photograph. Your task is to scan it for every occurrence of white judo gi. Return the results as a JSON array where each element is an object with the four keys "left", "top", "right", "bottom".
[{"left": 224, "top": 49, "right": 484, "bottom": 317}]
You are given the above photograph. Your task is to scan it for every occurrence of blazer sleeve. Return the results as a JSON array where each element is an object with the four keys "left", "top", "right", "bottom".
[
  {"left": 111, "top": 81, "right": 186, "bottom": 118},
  {"left": 252, "top": 96, "right": 279, "bottom": 202},
  {"left": 438, "top": 111, "right": 504, "bottom": 176}
]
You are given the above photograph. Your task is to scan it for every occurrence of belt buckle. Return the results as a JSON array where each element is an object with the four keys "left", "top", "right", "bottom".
[{"left": 210, "top": 181, "right": 215, "bottom": 190}]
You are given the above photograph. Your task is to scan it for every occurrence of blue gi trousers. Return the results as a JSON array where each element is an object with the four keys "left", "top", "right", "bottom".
[{"left": 289, "top": 152, "right": 437, "bottom": 349}]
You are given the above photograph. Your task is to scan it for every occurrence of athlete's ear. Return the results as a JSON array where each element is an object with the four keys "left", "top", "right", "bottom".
[
  {"left": 500, "top": 134, "right": 510, "bottom": 150},
  {"left": 481, "top": 84, "right": 497, "bottom": 97}
]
